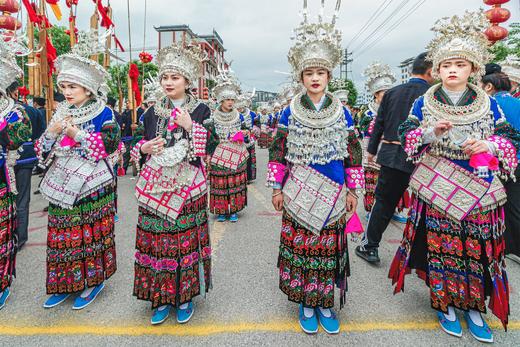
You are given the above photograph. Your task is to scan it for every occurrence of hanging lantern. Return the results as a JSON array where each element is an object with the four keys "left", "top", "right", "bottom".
[
  {"left": 483, "top": 0, "right": 510, "bottom": 44},
  {"left": 0, "top": 0, "right": 21, "bottom": 30},
  {"left": 139, "top": 51, "right": 153, "bottom": 64}
]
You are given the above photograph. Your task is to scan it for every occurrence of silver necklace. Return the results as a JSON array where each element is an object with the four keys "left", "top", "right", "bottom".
[
  {"left": 53, "top": 99, "right": 106, "bottom": 125},
  {"left": 290, "top": 92, "right": 343, "bottom": 129}
]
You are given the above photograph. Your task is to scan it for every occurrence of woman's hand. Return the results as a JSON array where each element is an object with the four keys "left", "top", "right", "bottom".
[
  {"left": 141, "top": 136, "right": 165, "bottom": 155},
  {"left": 174, "top": 108, "right": 193, "bottom": 132},
  {"left": 272, "top": 189, "right": 284, "bottom": 211},
  {"left": 48, "top": 116, "right": 70, "bottom": 136},
  {"left": 462, "top": 139, "right": 491, "bottom": 156},
  {"left": 433, "top": 120, "right": 453, "bottom": 137},
  {"left": 346, "top": 191, "right": 358, "bottom": 213},
  {"left": 65, "top": 125, "right": 79, "bottom": 139}
]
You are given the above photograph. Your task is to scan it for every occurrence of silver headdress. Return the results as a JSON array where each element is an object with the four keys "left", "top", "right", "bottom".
[
  {"left": 213, "top": 66, "right": 241, "bottom": 103},
  {"left": 156, "top": 42, "right": 207, "bottom": 86},
  {"left": 143, "top": 73, "right": 163, "bottom": 103},
  {"left": 257, "top": 101, "right": 269, "bottom": 112},
  {"left": 288, "top": 0, "right": 343, "bottom": 81},
  {"left": 236, "top": 89, "right": 255, "bottom": 109},
  {"left": 0, "top": 32, "right": 31, "bottom": 96},
  {"left": 56, "top": 30, "right": 111, "bottom": 100},
  {"left": 427, "top": 10, "right": 492, "bottom": 79},
  {"left": 280, "top": 81, "right": 303, "bottom": 103},
  {"left": 330, "top": 78, "right": 349, "bottom": 101},
  {"left": 363, "top": 62, "right": 396, "bottom": 95},
  {"left": 501, "top": 55, "right": 520, "bottom": 84}
]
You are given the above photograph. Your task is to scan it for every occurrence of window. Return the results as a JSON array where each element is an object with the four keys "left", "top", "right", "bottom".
[{"left": 160, "top": 31, "right": 173, "bottom": 48}]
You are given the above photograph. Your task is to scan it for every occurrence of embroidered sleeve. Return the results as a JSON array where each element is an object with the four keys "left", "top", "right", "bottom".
[
  {"left": 399, "top": 100, "right": 428, "bottom": 162},
  {"left": 203, "top": 120, "right": 219, "bottom": 156},
  {"left": 346, "top": 126, "right": 363, "bottom": 168},
  {"left": 358, "top": 111, "right": 373, "bottom": 135},
  {"left": 190, "top": 122, "right": 207, "bottom": 157},
  {"left": 489, "top": 120, "right": 520, "bottom": 179},
  {"left": 130, "top": 139, "right": 147, "bottom": 171},
  {"left": 80, "top": 120, "right": 121, "bottom": 162},
  {"left": 345, "top": 167, "right": 365, "bottom": 190},
  {"left": 2, "top": 109, "right": 32, "bottom": 151},
  {"left": 267, "top": 125, "right": 288, "bottom": 188}
]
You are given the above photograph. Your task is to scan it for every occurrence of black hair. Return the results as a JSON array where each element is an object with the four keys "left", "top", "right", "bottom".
[
  {"left": 485, "top": 63, "right": 502, "bottom": 76},
  {"left": 54, "top": 92, "right": 65, "bottom": 102},
  {"left": 34, "top": 97, "right": 46, "bottom": 107},
  {"left": 6, "top": 81, "right": 19, "bottom": 96},
  {"left": 107, "top": 97, "right": 117, "bottom": 107},
  {"left": 411, "top": 52, "right": 432, "bottom": 75},
  {"left": 481, "top": 72, "right": 511, "bottom": 93}
]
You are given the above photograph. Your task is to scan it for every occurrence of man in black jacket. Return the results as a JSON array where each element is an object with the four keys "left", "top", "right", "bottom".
[
  {"left": 7, "top": 82, "right": 45, "bottom": 250},
  {"left": 356, "top": 53, "right": 434, "bottom": 264}
]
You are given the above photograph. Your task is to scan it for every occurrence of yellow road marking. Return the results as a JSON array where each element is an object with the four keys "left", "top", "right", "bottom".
[
  {"left": 248, "top": 184, "right": 273, "bottom": 211},
  {"left": 210, "top": 220, "right": 227, "bottom": 259},
  {"left": 0, "top": 320, "right": 517, "bottom": 336}
]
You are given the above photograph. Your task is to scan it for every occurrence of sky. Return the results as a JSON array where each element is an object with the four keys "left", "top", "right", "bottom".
[{"left": 44, "top": 0, "right": 520, "bottom": 94}]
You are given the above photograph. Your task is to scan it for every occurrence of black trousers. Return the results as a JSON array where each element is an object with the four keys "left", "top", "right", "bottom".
[
  {"left": 15, "top": 166, "right": 33, "bottom": 247},
  {"left": 363, "top": 165, "right": 411, "bottom": 249},
  {"left": 504, "top": 167, "right": 520, "bottom": 257}
]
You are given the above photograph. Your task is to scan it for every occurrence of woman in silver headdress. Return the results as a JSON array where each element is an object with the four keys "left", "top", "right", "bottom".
[
  {"left": 130, "top": 42, "right": 211, "bottom": 325},
  {"left": 0, "top": 36, "right": 32, "bottom": 310},
  {"left": 390, "top": 11, "right": 520, "bottom": 342},
  {"left": 204, "top": 70, "right": 250, "bottom": 223},
  {"left": 36, "top": 31, "right": 121, "bottom": 310},
  {"left": 267, "top": 0, "right": 363, "bottom": 334}
]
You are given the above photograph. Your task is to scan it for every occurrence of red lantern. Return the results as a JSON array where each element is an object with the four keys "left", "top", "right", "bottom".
[
  {"left": 0, "top": 15, "right": 20, "bottom": 30},
  {"left": 0, "top": 0, "right": 19, "bottom": 13},
  {"left": 485, "top": 25, "right": 509, "bottom": 43},
  {"left": 485, "top": 7, "right": 511, "bottom": 23},
  {"left": 484, "top": 0, "right": 509, "bottom": 5},
  {"left": 139, "top": 51, "right": 153, "bottom": 64}
]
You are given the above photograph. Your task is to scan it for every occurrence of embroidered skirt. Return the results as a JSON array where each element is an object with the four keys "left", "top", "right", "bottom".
[
  {"left": 247, "top": 145, "right": 257, "bottom": 182},
  {"left": 278, "top": 211, "right": 349, "bottom": 309},
  {"left": 209, "top": 162, "right": 248, "bottom": 215},
  {"left": 389, "top": 198, "right": 509, "bottom": 329},
  {"left": 133, "top": 194, "right": 211, "bottom": 309},
  {"left": 0, "top": 181, "right": 16, "bottom": 293},
  {"left": 258, "top": 132, "right": 271, "bottom": 149},
  {"left": 46, "top": 185, "right": 117, "bottom": 294},
  {"left": 363, "top": 167, "right": 379, "bottom": 213}
]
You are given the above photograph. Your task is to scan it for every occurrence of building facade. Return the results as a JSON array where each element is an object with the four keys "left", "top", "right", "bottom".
[{"left": 398, "top": 57, "right": 414, "bottom": 84}]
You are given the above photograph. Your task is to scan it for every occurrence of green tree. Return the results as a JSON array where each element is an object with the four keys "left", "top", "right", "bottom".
[
  {"left": 107, "top": 61, "right": 159, "bottom": 100},
  {"left": 328, "top": 79, "right": 358, "bottom": 105},
  {"left": 490, "top": 22, "right": 520, "bottom": 62}
]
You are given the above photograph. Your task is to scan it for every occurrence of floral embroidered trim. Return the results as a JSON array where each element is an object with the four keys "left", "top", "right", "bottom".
[
  {"left": 346, "top": 166, "right": 365, "bottom": 190},
  {"left": 488, "top": 135, "right": 518, "bottom": 179},
  {"left": 404, "top": 128, "right": 424, "bottom": 158},
  {"left": 134, "top": 248, "right": 211, "bottom": 272},
  {"left": 85, "top": 132, "right": 108, "bottom": 161},
  {"left": 131, "top": 139, "right": 147, "bottom": 171},
  {"left": 191, "top": 122, "right": 207, "bottom": 157},
  {"left": 266, "top": 161, "right": 286, "bottom": 187}
]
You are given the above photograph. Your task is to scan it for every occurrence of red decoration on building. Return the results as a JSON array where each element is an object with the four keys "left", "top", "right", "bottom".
[
  {"left": 139, "top": 51, "right": 153, "bottom": 64},
  {"left": 483, "top": 0, "right": 510, "bottom": 44},
  {"left": 128, "top": 63, "right": 142, "bottom": 106},
  {"left": 0, "top": 0, "right": 21, "bottom": 30}
]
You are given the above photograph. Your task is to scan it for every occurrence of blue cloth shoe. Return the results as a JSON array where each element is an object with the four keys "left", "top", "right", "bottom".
[
  {"left": 43, "top": 293, "right": 71, "bottom": 308},
  {"left": 392, "top": 213, "right": 408, "bottom": 224},
  {"left": 217, "top": 215, "right": 226, "bottom": 222},
  {"left": 437, "top": 311, "right": 462, "bottom": 338},
  {"left": 151, "top": 305, "right": 172, "bottom": 325},
  {"left": 177, "top": 301, "right": 194, "bottom": 324},
  {"left": 298, "top": 304, "right": 318, "bottom": 334},
  {"left": 0, "top": 288, "right": 10, "bottom": 310},
  {"left": 72, "top": 283, "right": 105, "bottom": 310},
  {"left": 464, "top": 311, "right": 493, "bottom": 343},
  {"left": 316, "top": 307, "right": 340, "bottom": 334},
  {"left": 114, "top": 215, "right": 119, "bottom": 223},
  {"left": 229, "top": 213, "right": 238, "bottom": 223}
]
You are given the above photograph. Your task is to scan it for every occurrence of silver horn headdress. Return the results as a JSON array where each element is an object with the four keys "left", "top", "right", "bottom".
[
  {"left": 288, "top": 0, "right": 343, "bottom": 81},
  {"left": 0, "top": 32, "right": 31, "bottom": 96},
  {"left": 213, "top": 65, "right": 241, "bottom": 103},
  {"left": 363, "top": 62, "right": 396, "bottom": 95},
  {"left": 156, "top": 41, "right": 207, "bottom": 87}
]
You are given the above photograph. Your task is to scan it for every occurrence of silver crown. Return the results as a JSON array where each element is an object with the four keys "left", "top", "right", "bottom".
[
  {"left": 0, "top": 32, "right": 31, "bottom": 96},
  {"left": 213, "top": 66, "right": 241, "bottom": 103},
  {"left": 56, "top": 30, "right": 111, "bottom": 100},
  {"left": 330, "top": 78, "right": 349, "bottom": 101},
  {"left": 236, "top": 89, "right": 255, "bottom": 109},
  {"left": 279, "top": 81, "right": 304, "bottom": 103},
  {"left": 143, "top": 73, "right": 163, "bottom": 103},
  {"left": 427, "top": 10, "right": 492, "bottom": 79},
  {"left": 501, "top": 55, "right": 520, "bottom": 84},
  {"left": 156, "top": 42, "right": 207, "bottom": 87},
  {"left": 363, "top": 62, "right": 396, "bottom": 95},
  {"left": 288, "top": 0, "right": 343, "bottom": 81}
]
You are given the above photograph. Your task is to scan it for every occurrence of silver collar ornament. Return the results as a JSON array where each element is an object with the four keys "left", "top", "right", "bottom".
[
  {"left": 427, "top": 10, "right": 492, "bottom": 79},
  {"left": 288, "top": 0, "right": 343, "bottom": 82},
  {"left": 363, "top": 62, "right": 396, "bottom": 96}
]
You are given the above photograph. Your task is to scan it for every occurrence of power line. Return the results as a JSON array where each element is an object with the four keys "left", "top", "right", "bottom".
[
  {"left": 353, "top": 0, "right": 427, "bottom": 60},
  {"left": 346, "top": 0, "right": 394, "bottom": 49},
  {"left": 350, "top": 0, "right": 411, "bottom": 54}
]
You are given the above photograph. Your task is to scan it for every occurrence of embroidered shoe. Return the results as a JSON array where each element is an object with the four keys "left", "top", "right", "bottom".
[
  {"left": 298, "top": 304, "right": 318, "bottom": 334},
  {"left": 72, "top": 283, "right": 105, "bottom": 310},
  {"left": 0, "top": 288, "right": 10, "bottom": 310},
  {"left": 355, "top": 245, "right": 380, "bottom": 264},
  {"left": 43, "top": 293, "right": 71, "bottom": 308},
  {"left": 151, "top": 305, "right": 172, "bottom": 325},
  {"left": 177, "top": 301, "right": 194, "bottom": 324},
  {"left": 392, "top": 213, "right": 408, "bottom": 224},
  {"left": 437, "top": 311, "right": 462, "bottom": 338},
  {"left": 464, "top": 311, "right": 493, "bottom": 343},
  {"left": 114, "top": 215, "right": 120, "bottom": 223},
  {"left": 217, "top": 215, "right": 226, "bottom": 222},
  {"left": 316, "top": 307, "right": 340, "bottom": 334},
  {"left": 229, "top": 214, "right": 238, "bottom": 223}
]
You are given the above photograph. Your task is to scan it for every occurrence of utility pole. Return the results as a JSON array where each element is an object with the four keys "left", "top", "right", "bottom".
[{"left": 340, "top": 48, "right": 353, "bottom": 80}]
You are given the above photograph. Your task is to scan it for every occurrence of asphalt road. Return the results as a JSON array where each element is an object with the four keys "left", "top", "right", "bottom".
[{"left": 2, "top": 148, "right": 519, "bottom": 346}]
